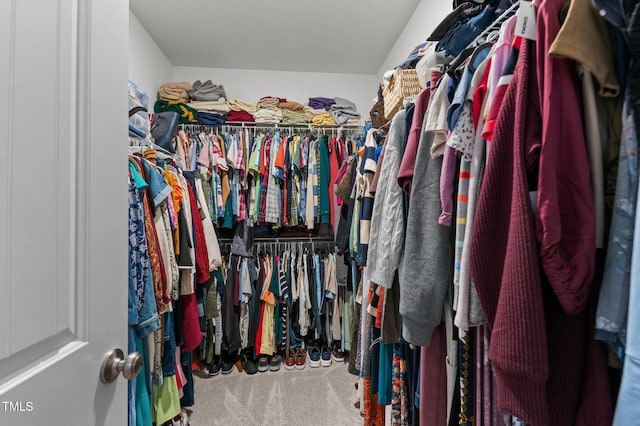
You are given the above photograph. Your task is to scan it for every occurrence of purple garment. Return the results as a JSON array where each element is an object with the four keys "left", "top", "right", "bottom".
[
  {"left": 439, "top": 145, "right": 458, "bottom": 226},
  {"left": 308, "top": 97, "right": 336, "bottom": 110},
  {"left": 419, "top": 324, "right": 448, "bottom": 426},
  {"left": 476, "top": 325, "right": 483, "bottom": 426}
]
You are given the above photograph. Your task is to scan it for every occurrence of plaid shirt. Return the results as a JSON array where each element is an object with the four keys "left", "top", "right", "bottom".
[{"left": 265, "top": 133, "right": 281, "bottom": 224}]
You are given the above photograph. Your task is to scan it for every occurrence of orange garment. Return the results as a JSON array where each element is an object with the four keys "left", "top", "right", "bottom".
[
  {"left": 259, "top": 135, "right": 268, "bottom": 176},
  {"left": 164, "top": 169, "right": 183, "bottom": 215},
  {"left": 363, "top": 378, "right": 385, "bottom": 425},
  {"left": 164, "top": 169, "right": 183, "bottom": 253},
  {"left": 275, "top": 136, "right": 287, "bottom": 169}
]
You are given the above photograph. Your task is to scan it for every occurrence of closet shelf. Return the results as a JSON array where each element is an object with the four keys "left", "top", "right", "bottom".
[{"left": 179, "top": 121, "right": 361, "bottom": 130}]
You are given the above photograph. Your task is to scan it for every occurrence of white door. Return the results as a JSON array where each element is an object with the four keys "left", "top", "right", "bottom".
[{"left": 0, "top": 0, "right": 130, "bottom": 425}]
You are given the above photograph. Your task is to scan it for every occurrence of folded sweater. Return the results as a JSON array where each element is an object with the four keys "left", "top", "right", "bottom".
[
  {"left": 187, "top": 100, "right": 230, "bottom": 113},
  {"left": 227, "top": 99, "right": 257, "bottom": 114},
  {"left": 279, "top": 101, "right": 305, "bottom": 111},
  {"left": 311, "top": 113, "right": 336, "bottom": 125}
]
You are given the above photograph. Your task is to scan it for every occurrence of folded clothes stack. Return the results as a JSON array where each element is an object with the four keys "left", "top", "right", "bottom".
[
  {"left": 187, "top": 99, "right": 231, "bottom": 113},
  {"left": 308, "top": 97, "right": 335, "bottom": 110},
  {"left": 343, "top": 118, "right": 361, "bottom": 126},
  {"left": 226, "top": 110, "right": 255, "bottom": 123},
  {"left": 281, "top": 109, "right": 309, "bottom": 125},
  {"left": 279, "top": 101, "right": 305, "bottom": 112},
  {"left": 254, "top": 108, "right": 283, "bottom": 123},
  {"left": 158, "top": 82, "right": 192, "bottom": 103},
  {"left": 195, "top": 111, "right": 226, "bottom": 126},
  {"left": 304, "top": 106, "right": 327, "bottom": 121},
  {"left": 311, "top": 113, "right": 336, "bottom": 126},
  {"left": 227, "top": 99, "right": 257, "bottom": 115},
  {"left": 189, "top": 80, "right": 226, "bottom": 101},
  {"left": 154, "top": 99, "right": 196, "bottom": 124},
  {"left": 329, "top": 97, "right": 360, "bottom": 125},
  {"left": 256, "top": 96, "right": 282, "bottom": 109}
]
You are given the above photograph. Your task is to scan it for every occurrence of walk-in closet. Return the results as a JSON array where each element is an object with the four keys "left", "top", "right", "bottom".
[{"left": 1, "top": 0, "right": 639, "bottom": 425}]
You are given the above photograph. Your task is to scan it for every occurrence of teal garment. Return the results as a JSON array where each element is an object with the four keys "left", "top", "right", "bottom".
[
  {"left": 129, "top": 161, "right": 149, "bottom": 190},
  {"left": 378, "top": 342, "right": 394, "bottom": 405},
  {"left": 135, "top": 333, "right": 153, "bottom": 426},
  {"left": 318, "top": 135, "right": 331, "bottom": 224},
  {"left": 223, "top": 195, "right": 234, "bottom": 229}
]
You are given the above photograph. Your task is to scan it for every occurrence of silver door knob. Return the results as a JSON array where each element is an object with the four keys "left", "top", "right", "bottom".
[{"left": 99, "top": 348, "right": 143, "bottom": 384}]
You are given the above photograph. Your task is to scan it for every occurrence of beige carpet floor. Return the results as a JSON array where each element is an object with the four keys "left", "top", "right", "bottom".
[{"left": 189, "top": 360, "right": 362, "bottom": 426}]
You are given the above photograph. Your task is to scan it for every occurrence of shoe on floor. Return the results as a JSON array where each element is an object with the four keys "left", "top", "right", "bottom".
[
  {"left": 308, "top": 346, "right": 321, "bottom": 368},
  {"left": 284, "top": 351, "right": 296, "bottom": 370},
  {"left": 270, "top": 354, "right": 283, "bottom": 372},
  {"left": 295, "top": 348, "right": 306, "bottom": 370},
  {"left": 257, "top": 355, "right": 270, "bottom": 373},
  {"left": 207, "top": 357, "right": 221, "bottom": 376},
  {"left": 221, "top": 358, "right": 236, "bottom": 375},
  {"left": 332, "top": 346, "right": 345, "bottom": 362},
  {"left": 321, "top": 346, "right": 332, "bottom": 367},
  {"left": 241, "top": 351, "right": 259, "bottom": 375}
]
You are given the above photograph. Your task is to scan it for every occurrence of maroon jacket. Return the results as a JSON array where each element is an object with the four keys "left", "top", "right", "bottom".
[
  {"left": 469, "top": 37, "right": 550, "bottom": 424},
  {"left": 469, "top": 0, "right": 605, "bottom": 421}
]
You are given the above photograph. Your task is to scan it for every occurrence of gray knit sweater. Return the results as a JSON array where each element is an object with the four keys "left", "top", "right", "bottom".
[{"left": 399, "top": 130, "right": 453, "bottom": 346}]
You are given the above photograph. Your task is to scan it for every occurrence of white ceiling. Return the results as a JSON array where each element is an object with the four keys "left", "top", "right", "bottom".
[{"left": 129, "top": 0, "right": 422, "bottom": 75}]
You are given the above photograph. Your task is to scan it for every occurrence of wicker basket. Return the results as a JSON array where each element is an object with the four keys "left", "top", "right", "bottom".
[{"left": 382, "top": 69, "right": 422, "bottom": 120}]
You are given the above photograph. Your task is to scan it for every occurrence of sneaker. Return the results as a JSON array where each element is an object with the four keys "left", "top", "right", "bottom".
[
  {"left": 221, "top": 358, "right": 236, "bottom": 375},
  {"left": 321, "top": 346, "right": 332, "bottom": 367},
  {"left": 207, "top": 358, "right": 221, "bottom": 376},
  {"left": 257, "top": 355, "right": 270, "bottom": 373},
  {"left": 284, "top": 351, "right": 296, "bottom": 370},
  {"left": 241, "top": 351, "right": 259, "bottom": 375},
  {"left": 307, "top": 346, "right": 321, "bottom": 368},
  {"left": 270, "top": 354, "right": 283, "bottom": 372},
  {"left": 295, "top": 349, "right": 306, "bottom": 370},
  {"left": 332, "top": 346, "right": 345, "bottom": 362}
]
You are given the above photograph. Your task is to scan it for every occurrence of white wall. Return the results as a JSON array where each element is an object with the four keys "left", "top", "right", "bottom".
[
  {"left": 376, "top": 0, "right": 452, "bottom": 79},
  {"left": 129, "top": 0, "right": 452, "bottom": 119},
  {"left": 173, "top": 66, "right": 378, "bottom": 120},
  {"left": 128, "top": 10, "right": 173, "bottom": 101}
]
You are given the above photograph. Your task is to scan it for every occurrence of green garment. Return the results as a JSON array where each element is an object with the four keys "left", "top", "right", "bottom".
[
  {"left": 154, "top": 99, "right": 197, "bottom": 124},
  {"left": 152, "top": 375, "right": 181, "bottom": 426},
  {"left": 318, "top": 135, "right": 331, "bottom": 224}
]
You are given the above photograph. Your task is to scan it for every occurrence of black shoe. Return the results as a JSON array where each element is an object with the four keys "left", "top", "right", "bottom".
[
  {"left": 332, "top": 345, "right": 345, "bottom": 362},
  {"left": 241, "top": 351, "right": 259, "bottom": 375},
  {"left": 221, "top": 356, "right": 237, "bottom": 375},
  {"left": 208, "top": 358, "right": 221, "bottom": 376}
]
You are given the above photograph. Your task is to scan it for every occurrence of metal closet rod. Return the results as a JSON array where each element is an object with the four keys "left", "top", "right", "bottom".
[
  {"left": 179, "top": 122, "right": 361, "bottom": 130},
  {"left": 218, "top": 236, "right": 335, "bottom": 244},
  {"left": 467, "top": 2, "right": 519, "bottom": 48}
]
